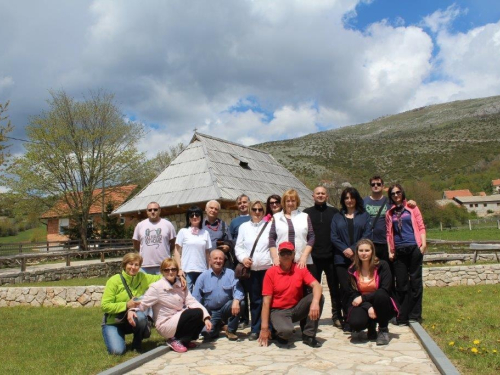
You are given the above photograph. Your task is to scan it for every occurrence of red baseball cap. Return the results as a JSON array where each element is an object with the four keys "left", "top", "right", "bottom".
[{"left": 278, "top": 242, "right": 295, "bottom": 252}]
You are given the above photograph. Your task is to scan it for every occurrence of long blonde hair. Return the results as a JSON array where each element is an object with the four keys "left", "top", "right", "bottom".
[{"left": 352, "top": 239, "right": 379, "bottom": 278}]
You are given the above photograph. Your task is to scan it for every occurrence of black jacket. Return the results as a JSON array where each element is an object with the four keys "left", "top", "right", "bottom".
[
  {"left": 303, "top": 203, "right": 339, "bottom": 260},
  {"left": 346, "top": 260, "right": 398, "bottom": 312}
]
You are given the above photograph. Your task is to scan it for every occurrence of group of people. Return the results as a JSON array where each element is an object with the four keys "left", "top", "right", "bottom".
[{"left": 101, "top": 175, "right": 426, "bottom": 354}]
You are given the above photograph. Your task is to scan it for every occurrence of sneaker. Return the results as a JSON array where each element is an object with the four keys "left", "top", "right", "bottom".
[
  {"left": 342, "top": 323, "right": 352, "bottom": 334},
  {"left": 350, "top": 331, "right": 362, "bottom": 341},
  {"left": 184, "top": 341, "right": 198, "bottom": 349},
  {"left": 332, "top": 319, "right": 343, "bottom": 329},
  {"left": 167, "top": 338, "right": 187, "bottom": 353},
  {"left": 376, "top": 330, "right": 390, "bottom": 346},
  {"left": 225, "top": 326, "right": 238, "bottom": 341},
  {"left": 248, "top": 332, "right": 259, "bottom": 341},
  {"left": 238, "top": 322, "right": 249, "bottom": 329}
]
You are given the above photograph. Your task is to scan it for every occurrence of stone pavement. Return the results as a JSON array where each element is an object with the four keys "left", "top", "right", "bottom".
[{"left": 127, "top": 293, "right": 439, "bottom": 375}]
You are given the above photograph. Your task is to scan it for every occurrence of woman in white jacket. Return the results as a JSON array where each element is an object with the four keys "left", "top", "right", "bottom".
[
  {"left": 269, "top": 189, "right": 315, "bottom": 270},
  {"left": 235, "top": 200, "right": 273, "bottom": 341}
]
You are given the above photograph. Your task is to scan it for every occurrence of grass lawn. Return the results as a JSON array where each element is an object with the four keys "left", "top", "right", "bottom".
[
  {"left": 427, "top": 227, "right": 500, "bottom": 241},
  {"left": 0, "top": 307, "right": 166, "bottom": 375},
  {"left": 423, "top": 284, "right": 500, "bottom": 374},
  {"left": 0, "top": 225, "right": 47, "bottom": 244}
]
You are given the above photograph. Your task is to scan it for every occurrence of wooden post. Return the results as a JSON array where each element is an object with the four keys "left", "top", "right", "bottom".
[
  {"left": 497, "top": 220, "right": 500, "bottom": 230},
  {"left": 440, "top": 222, "right": 443, "bottom": 231},
  {"left": 100, "top": 251, "right": 105, "bottom": 262},
  {"left": 469, "top": 220, "right": 472, "bottom": 231},
  {"left": 66, "top": 254, "right": 71, "bottom": 267},
  {"left": 21, "top": 257, "right": 26, "bottom": 272}
]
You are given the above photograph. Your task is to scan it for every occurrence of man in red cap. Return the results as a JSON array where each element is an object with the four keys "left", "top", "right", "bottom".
[{"left": 258, "top": 242, "right": 324, "bottom": 348}]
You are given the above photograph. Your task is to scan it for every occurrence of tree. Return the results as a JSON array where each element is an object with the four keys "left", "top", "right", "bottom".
[
  {"left": 0, "top": 101, "right": 13, "bottom": 166},
  {"left": 100, "top": 202, "right": 125, "bottom": 239},
  {"left": 3, "top": 90, "right": 145, "bottom": 249}
]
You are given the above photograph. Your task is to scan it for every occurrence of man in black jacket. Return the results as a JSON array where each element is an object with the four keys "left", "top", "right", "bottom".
[{"left": 304, "top": 186, "right": 342, "bottom": 328}]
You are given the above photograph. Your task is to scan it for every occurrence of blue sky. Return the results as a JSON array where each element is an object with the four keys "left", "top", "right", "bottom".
[
  {"left": 352, "top": 0, "right": 500, "bottom": 32},
  {"left": 1, "top": 0, "right": 500, "bottom": 159}
]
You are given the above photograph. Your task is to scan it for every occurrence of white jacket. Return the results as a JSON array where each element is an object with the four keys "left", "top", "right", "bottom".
[
  {"left": 235, "top": 220, "right": 273, "bottom": 271},
  {"left": 272, "top": 210, "right": 313, "bottom": 265}
]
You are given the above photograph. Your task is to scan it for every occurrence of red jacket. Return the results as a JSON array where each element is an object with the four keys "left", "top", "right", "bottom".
[{"left": 385, "top": 201, "right": 426, "bottom": 253}]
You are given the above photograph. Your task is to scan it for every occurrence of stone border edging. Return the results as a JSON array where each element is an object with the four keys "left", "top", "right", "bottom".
[
  {"left": 410, "top": 322, "right": 460, "bottom": 375},
  {"left": 97, "top": 346, "right": 170, "bottom": 375}
]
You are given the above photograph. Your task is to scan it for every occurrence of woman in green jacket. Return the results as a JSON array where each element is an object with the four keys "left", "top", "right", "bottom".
[{"left": 101, "top": 253, "right": 161, "bottom": 354}]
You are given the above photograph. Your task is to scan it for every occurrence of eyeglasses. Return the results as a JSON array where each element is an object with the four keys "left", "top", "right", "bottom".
[
  {"left": 279, "top": 251, "right": 293, "bottom": 257},
  {"left": 251, "top": 208, "right": 264, "bottom": 212},
  {"left": 391, "top": 191, "right": 402, "bottom": 196},
  {"left": 162, "top": 268, "right": 178, "bottom": 273},
  {"left": 147, "top": 208, "right": 159, "bottom": 212},
  {"left": 370, "top": 182, "right": 382, "bottom": 187},
  {"left": 189, "top": 212, "right": 201, "bottom": 218},
  {"left": 270, "top": 201, "right": 280, "bottom": 206}
]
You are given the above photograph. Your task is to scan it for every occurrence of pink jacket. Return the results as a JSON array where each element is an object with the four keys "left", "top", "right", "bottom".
[
  {"left": 385, "top": 201, "right": 426, "bottom": 253},
  {"left": 138, "top": 277, "right": 210, "bottom": 339}
]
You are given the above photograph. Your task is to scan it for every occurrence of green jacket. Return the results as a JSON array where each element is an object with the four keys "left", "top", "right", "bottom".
[{"left": 101, "top": 271, "right": 161, "bottom": 325}]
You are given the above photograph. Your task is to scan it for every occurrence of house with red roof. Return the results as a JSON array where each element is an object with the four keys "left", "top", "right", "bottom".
[{"left": 41, "top": 185, "right": 137, "bottom": 241}]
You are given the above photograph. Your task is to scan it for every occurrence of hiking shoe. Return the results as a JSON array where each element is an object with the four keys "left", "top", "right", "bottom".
[
  {"left": 167, "top": 338, "right": 187, "bottom": 353},
  {"left": 225, "top": 326, "right": 238, "bottom": 341},
  {"left": 238, "top": 321, "right": 249, "bottom": 329},
  {"left": 302, "top": 334, "right": 322, "bottom": 348},
  {"left": 376, "top": 330, "right": 390, "bottom": 346}
]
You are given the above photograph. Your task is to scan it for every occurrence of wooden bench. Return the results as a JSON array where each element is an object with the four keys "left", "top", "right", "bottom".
[{"left": 469, "top": 243, "right": 500, "bottom": 263}]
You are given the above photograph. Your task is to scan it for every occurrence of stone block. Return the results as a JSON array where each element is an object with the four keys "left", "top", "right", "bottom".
[
  {"left": 77, "top": 293, "right": 91, "bottom": 305},
  {"left": 52, "top": 296, "right": 67, "bottom": 307}
]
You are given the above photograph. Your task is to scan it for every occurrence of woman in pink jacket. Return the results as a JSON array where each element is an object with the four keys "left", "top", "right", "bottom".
[
  {"left": 128, "top": 258, "right": 212, "bottom": 353},
  {"left": 385, "top": 184, "right": 426, "bottom": 326}
]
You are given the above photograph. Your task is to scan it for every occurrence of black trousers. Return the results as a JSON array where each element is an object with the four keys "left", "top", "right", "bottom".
[
  {"left": 270, "top": 294, "right": 325, "bottom": 339},
  {"left": 335, "top": 264, "right": 351, "bottom": 320},
  {"left": 393, "top": 245, "right": 423, "bottom": 322},
  {"left": 348, "top": 289, "right": 394, "bottom": 331},
  {"left": 311, "top": 257, "right": 342, "bottom": 321},
  {"left": 174, "top": 308, "right": 205, "bottom": 343},
  {"left": 374, "top": 242, "right": 395, "bottom": 289}
]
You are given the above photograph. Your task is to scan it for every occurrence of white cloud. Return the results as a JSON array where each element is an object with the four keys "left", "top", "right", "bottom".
[
  {"left": 422, "top": 4, "right": 464, "bottom": 33},
  {"left": 0, "top": 0, "right": 499, "bottom": 161}
]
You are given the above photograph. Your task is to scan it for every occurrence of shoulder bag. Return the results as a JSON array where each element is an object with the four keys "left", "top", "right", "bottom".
[{"left": 234, "top": 221, "right": 270, "bottom": 280}]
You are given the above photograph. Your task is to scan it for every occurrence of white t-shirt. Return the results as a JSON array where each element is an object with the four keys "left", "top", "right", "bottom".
[
  {"left": 133, "top": 218, "right": 176, "bottom": 267},
  {"left": 175, "top": 228, "right": 212, "bottom": 273}
]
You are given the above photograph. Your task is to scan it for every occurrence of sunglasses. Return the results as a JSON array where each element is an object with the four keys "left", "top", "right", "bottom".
[
  {"left": 370, "top": 182, "right": 382, "bottom": 187},
  {"left": 279, "top": 251, "right": 293, "bottom": 257},
  {"left": 391, "top": 191, "right": 402, "bottom": 196},
  {"left": 270, "top": 201, "right": 280, "bottom": 206},
  {"left": 252, "top": 208, "right": 264, "bottom": 212},
  {"left": 162, "top": 268, "right": 178, "bottom": 273},
  {"left": 189, "top": 212, "right": 201, "bottom": 218},
  {"left": 148, "top": 208, "right": 159, "bottom": 212}
]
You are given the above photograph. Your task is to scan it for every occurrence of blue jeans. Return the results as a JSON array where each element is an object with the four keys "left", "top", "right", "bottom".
[
  {"left": 102, "top": 311, "right": 148, "bottom": 355},
  {"left": 141, "top": 266, "right": 161, "bottom": 275},
  {"left": 203, "top": 299, "right": 243, "bottom": 338},
  {"left": 186, "top": 272, "right": 202, "bottom": 293},
  {"left": 248, "top": 270, "right": 267, "bottom": 334}
]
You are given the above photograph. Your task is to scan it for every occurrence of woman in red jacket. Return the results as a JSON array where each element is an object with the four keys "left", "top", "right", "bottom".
[
  {"left": 347, "top": 239, "right": 397, "bottom": 346},
  {"left": 385, "top": 184, "right": 426, "bottom": 326}
]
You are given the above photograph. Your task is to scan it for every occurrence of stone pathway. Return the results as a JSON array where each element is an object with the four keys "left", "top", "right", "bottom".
[{"left": 127, "top": 293, "right": 439, "bottom": 375}]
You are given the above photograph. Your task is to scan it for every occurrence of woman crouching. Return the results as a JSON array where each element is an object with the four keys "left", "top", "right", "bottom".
[
  {"left": 127, "top": 258, "right": 212, "bottom": 353},
  {"left": 347, "top": 239, "right": 398, "bottom": 346}
]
